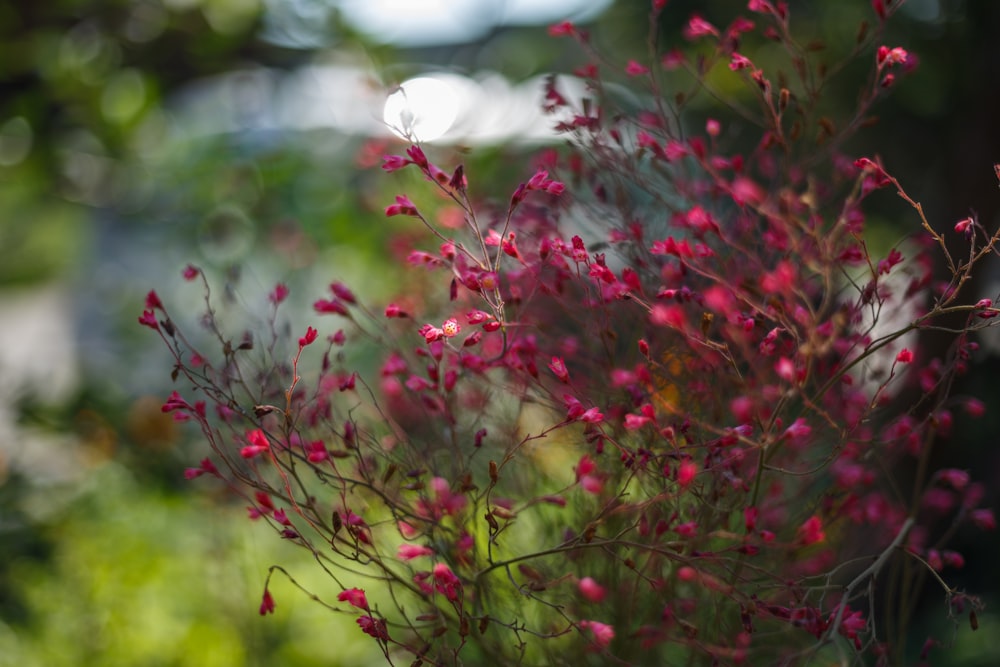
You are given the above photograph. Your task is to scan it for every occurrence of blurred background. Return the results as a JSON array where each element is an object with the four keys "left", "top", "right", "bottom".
[{"left": 0, "top": 0, "right": 998, "bottom": 664}]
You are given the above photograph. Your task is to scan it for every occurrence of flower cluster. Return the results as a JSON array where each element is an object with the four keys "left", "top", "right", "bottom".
[{"left": 144, "top": 2, "right": 999, "bottom": 665}]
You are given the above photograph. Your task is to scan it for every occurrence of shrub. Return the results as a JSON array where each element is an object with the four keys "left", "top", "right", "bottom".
[{"left": 143, "top": 2, "right": 997, "bottom": 664}]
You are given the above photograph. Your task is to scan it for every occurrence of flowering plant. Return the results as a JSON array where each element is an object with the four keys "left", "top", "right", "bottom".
[{"left": 143, "top": 2, "right": 997, "bottom": 664}]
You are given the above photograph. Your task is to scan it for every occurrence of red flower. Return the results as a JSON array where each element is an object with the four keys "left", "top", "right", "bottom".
[
  {"left": 269, "top": 283, "right": 289, "bottom": 305},
  {"left": 314, "top": 299, "right": 348, "bottom": 316},
  {"left": 578, "top": 620, "right": 615, "bottom": 649},
  {"left": 548, "top": 20, "right": 576, "bottom": 37},
  {"left": 259, "top": 589, "right": 275, "bottom": 615},
  {"left": 337, "top": 587, "right": 369, "bottom": 609},
  {"left": 677, "top": 460, "right": 698, "bottom": 488},
  {"left": 384, "top": 303, "right": 409, "bottom": 318},
  {"left": 298, "top": 326, "right": 318, "bottom": 347},
  {"left": 145, "top": 290, "right": 163, "bottom": 310},
  {"left": 729, "top": 53, "right": 753, "bottom": 71},
  {"left": 381, "top": 154, "right": 411, "bottom": 172},
  {"left": 398, "top": 544, "right": 435, "bottom": 560},
  {"left": 385, "top": 194, "right": 418, "bottom": 217},
  {"left": 683, "top": 15, "right": 719, "bottom": 40},
  {"left": 240, "top": 429, "right": 270, "bottom": 459},
  {"left": 548, "top": 357, "right": 570, "bottom": 383},
  {"left": 305, "top": 440, "right": 328, "bottom": 463},
  {"left": 357, "top": 615, "right": 389, "bottom": 640},
  {"left": 432, "top": 563, "right": 462, "bottom": 601},
  {"left": 625, "top": 60, "right": 649, "bottom": 76},
  {"left": 578, "top": 577, "right": 606, "bottom": 603},
  {"left": 138, "top": 310, "right": 159, "bottom": 330},
  {"left": 798, "top": 515, "right": 826, "bottom": 545},
  {"left": 330, "top": 282, "right": 356, "bottom": 304}
]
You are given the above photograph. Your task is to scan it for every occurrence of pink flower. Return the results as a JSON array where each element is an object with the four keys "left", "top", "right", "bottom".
[
  {"left": 775, "top": 357, "right": 797, "bottom": 382},
  {"left": 971, "top": 509, "right": 996, "bottom": 531},
  {"left": 298, "top": 326, "right": 318, "bottom": 347},
  {"left": 782, "top": 417, "right": 812, "bottom": 442},
  {"left": 329, "top": 282, "right": 356, "bottom": 304},
  {"left": 954, "top": 217, "right": 974, "bottom": 234},
  {"left": 182, "top": 264, "right": 200, "bottom": 280},
  {"left": 683, "top": 15, "right": 719, "bottom": 40},
  {"left": 405, "top": 145, "right": 428, "bottom": 168},
  {"left": 578, "top": 620, "right": 615, "bottom": 649},
  {"left": 398, "top": 544, "right": 435, "bottom": 560},
  {"left": 138, "top": 310, "right": 159, "bottom": 330},
  {"left": 578, "top": 577, "right": 607, "bottom": 603},
  {"left": 624, "top": 413, "right": 652, "bottom": 430},
  {"left": 661, "top": 48, "right": 685, "bottom": 70},
  {"left": 381, "top": 154, "right": 411, "bottom": 172},
  {"left": 548, "top": 357, "right": 570, "bottom": 383},
  {"left": 625, "top": 60, "right": 649, "bottom": 76},
  {"left": 432, "top": 563, "right": 462, "bottom": 601},
  {"left": 895, "top": 348, "right": 913, "bottom": 364},
  {"left": 384, "top": 303, "right": 409, "bottom": 318},
  {"left": 338, "top": 588, "right": 369, "bottom": 609},
  {"left": 305, "top": 440, "right": 328, "bottom": 463},
  {"left": 677, "top": 460, "right": 698, "bottom": 487},
  {"left": 357, "top": 615, "right": 389, "bottom": 640},
  {"left": 184, "top": 457, "right": 219, "bottom": 480},
  {"left": 259, "top": 589, "right": 275, "bottom": 615},
  {"left": 385, "top": 194, "right": 418, "bottom": 217},
  {"left": 835, "top": 606, "right": 866, "bottom": 646},
  {"left": 877, "top": 45, "right": 909, "bottom": 66},
  {"left": 441, "top": 318, "right": 460, "bottom": 337},
  {"left": 548, "top": 20, "right": 576, "bottom": 37},
  {"left": 729, "top": 53, "right": 753, "bottom": 71},
  {"left": 161, "top": 391, "right": 191, "bottom": 413},
  {"left": 240, "top": 429, "right": 270, "bottom": 459},
  {"left": 877, "top": 248, "right": 904, "bottom": 275},
  {"left": 419, "top": 324, "right": 445, "bottom": 343},
  {"left": 674, "top": 521, "right": 698, "bottom": 537},
  {"left": 314, "top": 299, "right": 348, "bottom": 316},
  {"left": 798, "top": 515, "right": 825, "bottom": 545},
  {"left": 145, "top": 290, "right": 163, "bottom": 310},
  {"left": 269, "top": 283, "right": 289, "bottom": 305},
  {"left": 664, "top": 140, "right": 689, "bottom": 162}
]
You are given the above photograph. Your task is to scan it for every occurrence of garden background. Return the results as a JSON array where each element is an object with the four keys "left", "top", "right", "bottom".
[{"left": 1, "top": 0, "right": 999, "bottom": 664}]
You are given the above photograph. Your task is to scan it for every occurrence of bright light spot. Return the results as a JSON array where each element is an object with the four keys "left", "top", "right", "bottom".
[
  {"left": 383, "top": 77, "right": 459, "bottom": 142},
  {"left": 334, "top": 0, "right": 613, "bottom": 46}
]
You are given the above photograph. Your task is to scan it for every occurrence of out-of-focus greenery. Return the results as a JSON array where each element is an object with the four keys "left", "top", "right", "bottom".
[
  {"left": 0, "top": 463, "right": 385, "bottom": 667},
  {"left": 2, "top": 0, "right": 999, "bottom": 664}
]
